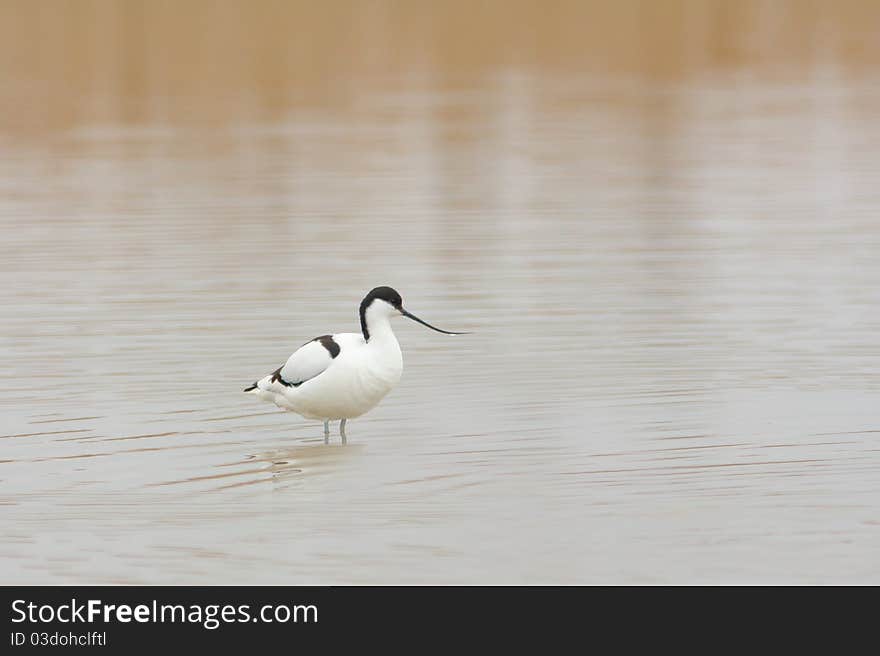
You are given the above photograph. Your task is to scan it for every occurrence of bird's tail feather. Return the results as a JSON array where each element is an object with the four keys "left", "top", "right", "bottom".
[{"left": 243, "top": 382, "right": 258, "bottom": 392}]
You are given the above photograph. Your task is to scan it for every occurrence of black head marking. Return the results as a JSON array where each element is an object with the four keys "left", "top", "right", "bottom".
[
  {"left": 359, "top": 286, "right": 403, "bottom": 341},
  {"left": 365, "top": 286, "right": 402, "bottom": 308}
]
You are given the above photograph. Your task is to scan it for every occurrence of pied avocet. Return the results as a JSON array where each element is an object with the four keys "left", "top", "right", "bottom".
[{"left": 244, "top": 286, "right": 467, "bottom": 442}]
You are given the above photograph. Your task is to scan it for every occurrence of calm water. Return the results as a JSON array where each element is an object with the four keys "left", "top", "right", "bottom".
[{"left": 2, "top": 2, "right": 880, "bottom": 583}]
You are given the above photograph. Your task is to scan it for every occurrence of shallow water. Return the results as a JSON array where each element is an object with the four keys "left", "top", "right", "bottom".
[{"left": 2, "top": 1, "right": 880, "bottom": 583}]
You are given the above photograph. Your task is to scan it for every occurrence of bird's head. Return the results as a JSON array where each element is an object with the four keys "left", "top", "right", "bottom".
[{"left": 359, "top": 286, "right": 469, "bottom": 339}]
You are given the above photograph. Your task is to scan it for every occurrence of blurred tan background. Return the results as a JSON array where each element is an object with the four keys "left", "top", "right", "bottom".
[{"left": 3, "top": 0, "right": 880, "bottom": 134}]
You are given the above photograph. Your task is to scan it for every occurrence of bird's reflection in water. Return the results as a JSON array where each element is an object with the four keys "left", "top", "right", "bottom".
[{"left": 241, "top": 439, "right": 365, "bottom": 485}]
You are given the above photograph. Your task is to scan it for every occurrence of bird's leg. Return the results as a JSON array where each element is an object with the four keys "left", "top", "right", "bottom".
[
  {"left": 339, "top": 418, "right": 347, "bottom": 444},
  {"left": 323, "top": 419, "right": 330, "bottom": 445}
]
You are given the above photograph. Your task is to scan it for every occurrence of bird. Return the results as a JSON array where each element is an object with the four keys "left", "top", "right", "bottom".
[{"left": 244, "top": 286, "right": 467, "bottom": 443}]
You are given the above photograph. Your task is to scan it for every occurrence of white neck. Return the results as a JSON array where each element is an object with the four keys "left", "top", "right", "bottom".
[
  {"left": 362, "top": 302, "right": 399, "bottom": 345},
  {"left": 367, "top": 316, "right": 397, "bottom": 346}
]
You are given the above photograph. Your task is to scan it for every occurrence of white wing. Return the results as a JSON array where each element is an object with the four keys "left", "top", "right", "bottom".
[
  {"left": 245, "top": 335, "right": 341, "bottom": 395},
  {"left": 244, "top": 333, "right": 364, "bottom": 395},
  {"left": 278, "top": 337, "right": 338, "bottom": 386}
]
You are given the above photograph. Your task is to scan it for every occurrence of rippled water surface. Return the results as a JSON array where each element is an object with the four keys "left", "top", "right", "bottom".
[{"left": 2, "top": 1, "right": 880, "bottom": 583}]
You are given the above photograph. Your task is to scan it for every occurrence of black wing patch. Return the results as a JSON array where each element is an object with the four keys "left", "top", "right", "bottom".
[
  {"left": 315, "top": 335, "right": 341, "bottom": 358},
  {"left": 270, "top": 365, "right": 301, "bottom": 388}
]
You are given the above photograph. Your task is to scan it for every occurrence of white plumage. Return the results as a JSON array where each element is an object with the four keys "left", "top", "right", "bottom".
[{"left": 245, "top": 286, "right": 466, "bottom": 442}]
